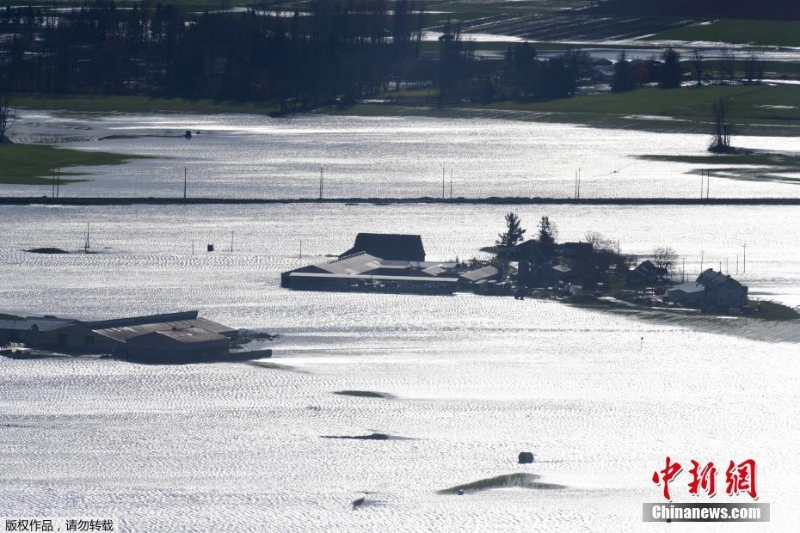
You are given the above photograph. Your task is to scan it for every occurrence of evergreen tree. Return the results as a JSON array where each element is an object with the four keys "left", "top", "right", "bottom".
[
  {"left": 611, "top": 52, "right": 633, "bottom": 93},
  {"left": 496, "top": 212, "right": 526, "bottom": 248},
  {"left": 538, "top": 216, "right": 557, "bottom": 258},
  {"left": 659, "top": 47, "right": 682, "bottom": 89}
]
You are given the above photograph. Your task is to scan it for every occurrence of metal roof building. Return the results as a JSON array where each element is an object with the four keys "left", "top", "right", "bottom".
[{"left": 282, "top": 252, "right": 459, "bottom": 294}]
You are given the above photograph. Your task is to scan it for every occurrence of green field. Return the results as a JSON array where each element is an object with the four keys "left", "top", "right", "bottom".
[
  {"left": 0, "top": 143, "right": 143, "bottom": 186},
  {"left": 489, "top": 85, "right": 796, "bottom": 117},
  {"left": 332, "top": 84, "right": 800, "bottom": 137},
  {"left": 648, "top": 19, "right": 800, "bottom": 47},
  {"left": 488, "top": 84, "right": 800, "bottom": 135},
  {"left": 12, "top": 94, "right": 278, "bottom": 115}
]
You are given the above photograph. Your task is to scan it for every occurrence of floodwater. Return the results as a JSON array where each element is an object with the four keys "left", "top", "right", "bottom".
[
  {"left": 6, "top": 111, "right": 800, "bottom": 200},
  {"left": 1, "top": 113, "right": 799, "bottom": 532}
]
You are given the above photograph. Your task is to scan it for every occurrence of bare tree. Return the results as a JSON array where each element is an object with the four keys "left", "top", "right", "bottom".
[
  {"left": 0, "top": 96, "right": 16, "bottom": 143},
  {"left": 585, "top": 231, "right": 620, "bottom": 254},
  {"left": 652, "top": 246, "right": 678, "bottom": 274},
  {"left": 692, "top": 49, "right": 703, "bottom": 87},
  {"left": 709, "top": 97, "right": 734, "bottom": 153},
  {"left": 743, "top": 54, "right": 764, "bottom": 84},
  {"left": 720, "top": 47, "right": 735, "bottom": 82}
]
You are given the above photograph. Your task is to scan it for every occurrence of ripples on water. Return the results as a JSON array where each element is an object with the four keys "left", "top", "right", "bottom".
[
  {"left": 1, "top": 135, "right": 799, "bottom": 531},
  {"left": 6, "top": 111, "right": 800, "bottom": 199}
]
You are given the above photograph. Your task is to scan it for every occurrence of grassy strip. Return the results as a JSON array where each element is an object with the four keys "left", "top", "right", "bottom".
[
  {"left": 12, "top": 93, "right": 278, "bottom": 115},
  {"left": 27, "top": 247, "right": 70, "bottom": 254},
  {"left": 334, "top": 390, "right": 394, "bottom": 399},
  {"left": 0, "top": 144, "right": 145, "bottom": 186},
  {"left": 439, "top": 473, "right": 566, "bottom": 494},
  {"left": 647, "top": 19, "right": 800, "bottom": 48},
  {"left": 247, "top": 360, "right": 308, "bottom": 373},
  {"left": 746, "top": 300, "right": 800, "bottom": 320},
  {"left": 637, "top": 152, "right": 800, "bottom": 184}
]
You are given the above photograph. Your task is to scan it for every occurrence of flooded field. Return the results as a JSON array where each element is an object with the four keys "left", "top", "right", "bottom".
[
  {"left": 1, "top": 109, "right": 799, "bottom": 532},
  {"left": 5, "top": 111, "right": 800, "bottom": 200}
]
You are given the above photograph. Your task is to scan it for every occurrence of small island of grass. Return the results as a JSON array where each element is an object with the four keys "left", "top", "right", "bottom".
[
  {"left": 26, "top": 247, "right": 70, "bottom": 254},
  {"left": 0, "top": 143, "right": 145, "bottom": 186}
]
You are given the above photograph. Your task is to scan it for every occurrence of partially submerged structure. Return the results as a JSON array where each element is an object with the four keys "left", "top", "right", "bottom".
[
  {"left": 282, "top": 252, "right": 459, "bottom": 294},
  {"left": 339, "top": 233, "right": 426, "bottom": 262},
  {"left": 627, "top": 260, "right": 669, "bottom": 287},
  {"left": 667, "top": 270, "right": 748, "bottom": 312},
  {"left": 282, "top": 233, "right": 499, "bottom": 294},
  {"left": 0, "top": 311, "right": 271, "bottom": 363}
]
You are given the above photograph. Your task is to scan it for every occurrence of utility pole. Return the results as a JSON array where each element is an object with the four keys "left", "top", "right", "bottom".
[
  {"left": 184, "top": 167, "right": 187, "bottom": 199},
  {"left": 319, "top": 167, "right": 324, "bottom": 200},
  {"left": 706, "top": 169, "right": 710, "bottom": 199},
  {"left": 442, "top": 165, "right": 445, "bottom": 199},
  {"left": 84, "top": 222, "right": 90, "bottom": 253},
  {"left": 700, "top": 169, "right": 705, "bottom": 199},
  {"left": 742, "top": 243, "right": 747, "bottom": 273}
]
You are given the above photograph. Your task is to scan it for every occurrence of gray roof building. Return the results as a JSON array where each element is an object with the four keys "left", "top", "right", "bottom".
[{"left": 459, "top": 266, "right": 500, "bottom": 283}]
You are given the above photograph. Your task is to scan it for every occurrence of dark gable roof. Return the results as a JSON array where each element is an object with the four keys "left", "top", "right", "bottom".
[
  {"left": 514, "top": 240, "right": 545, "bottom": 263},
  {"left": 697, "top": 269, "right": 743, "bottom": 288},
  {"left": 340, "top": 233, "right": 425, "bottom": 262}
]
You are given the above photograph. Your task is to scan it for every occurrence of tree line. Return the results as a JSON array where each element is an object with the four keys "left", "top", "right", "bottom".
[
  {"left": 0, "top": 1, "right": 604, "bottom": 109},
  {"left": 0, "top": 0, "right": 428, "bottom": 110}
]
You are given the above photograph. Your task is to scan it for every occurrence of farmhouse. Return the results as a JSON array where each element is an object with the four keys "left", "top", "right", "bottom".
[
  {"left": 667, "top": 270, "right": 748, "bottom": 311},
  {"left": 627, "top": 260, "right": 668, "bottom": 286},
  {"left": 696, "top": 269, "right": 749, "bottom": 311}
]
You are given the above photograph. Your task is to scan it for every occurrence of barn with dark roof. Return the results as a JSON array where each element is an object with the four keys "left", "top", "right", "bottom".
[{"left": 339, "top": 233, "right": 426, "bottom": 262}]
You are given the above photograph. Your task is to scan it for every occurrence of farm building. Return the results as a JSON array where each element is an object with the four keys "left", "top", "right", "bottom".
[
  {"left": 627, "top": 260, "right": 669, "bottom": 286},
  {"left": 339, "top": 233, "right": 426, "bottom": 262},
  {"left": 696, "top": 269, "right": 749, "bottom": 311},
  {"left": 666, "top": 282, "right": 706, "bottom": 308},
  {"left": 0, "top": 311, "right": 262, "bottom": 363},
  {"left": 282, "top": 253, "right": 459, "bottom": 294},
  {"left": 666, "top": 270, "right": 748, "bottom": 311}
]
